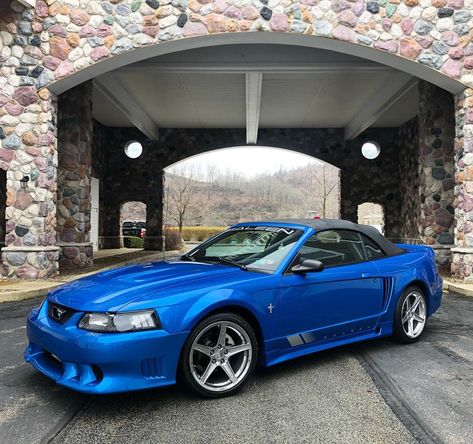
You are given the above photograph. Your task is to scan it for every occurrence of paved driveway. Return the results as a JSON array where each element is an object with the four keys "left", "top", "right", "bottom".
[{"left": 0, "top": 293, "right": 471, "bottom": 444}]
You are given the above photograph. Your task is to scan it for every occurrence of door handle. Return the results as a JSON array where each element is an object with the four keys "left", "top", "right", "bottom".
[{"left": 361, "top": 272, "right": 372, "bottom": 278}]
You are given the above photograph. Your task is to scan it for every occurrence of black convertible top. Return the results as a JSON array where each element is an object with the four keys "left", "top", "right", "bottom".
[{"left": 250, "top": 218, "right": 403, "bottom": 257}]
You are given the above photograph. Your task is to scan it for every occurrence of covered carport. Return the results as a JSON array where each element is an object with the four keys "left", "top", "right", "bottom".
[{"left": 53, "top": 41, "right": 456, "bottom": 272}]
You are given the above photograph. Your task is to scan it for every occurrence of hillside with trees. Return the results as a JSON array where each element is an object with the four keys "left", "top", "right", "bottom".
[{"left": 164, "top": 163, "right": 340, "bottom": 228}]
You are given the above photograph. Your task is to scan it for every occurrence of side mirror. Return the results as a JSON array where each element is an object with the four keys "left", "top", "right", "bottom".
[{"left": 291, "top": 259, "right": 324, "bottom": 274}]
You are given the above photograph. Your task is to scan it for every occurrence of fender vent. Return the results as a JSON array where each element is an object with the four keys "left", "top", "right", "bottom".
[
  {"left": 382, "top": 278, "right": 394, "bottom": 310},
  {"left": 141, "top": 358, "right": 163, "bottom": 379}
]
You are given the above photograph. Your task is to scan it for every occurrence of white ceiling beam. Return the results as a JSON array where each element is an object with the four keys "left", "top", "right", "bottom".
[
  {"left": 17, "top": 0, "right": 35, "bottom": 7},
  {"left": 246, "top": 72, "right": 263, "bottom": 145},
  {"left": 94, "top": 75, "right": 159, "bottom": 140},
  {"left": 119, "top": 61, "right": 393, "bottom": 75},
  {"left": 344, "top": 74, "right": 417, "bottom": 141}
]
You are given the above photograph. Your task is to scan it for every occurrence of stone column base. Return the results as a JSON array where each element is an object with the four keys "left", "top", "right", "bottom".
[
  {"left": 451, "top": 247, "right": 473, "bottom": 282},
  {"left": 1, "top": 246, "right": 60, "bottom": 279},
  {"left": 99, "top": 236, "right": 123, "bottom": 249},
  {"left": 430, "top": 244, "right": 453, "bottom": 273},
  {"left": 58, "top": 242, "right": 94, "bottom": 271},
  {"left": 144, "top": 236, "right": 164, "bottom": 251}
]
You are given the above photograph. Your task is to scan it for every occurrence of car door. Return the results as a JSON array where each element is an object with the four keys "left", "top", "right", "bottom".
[{"left": 278, "top": 229, "right": 384, "bottom": 347}]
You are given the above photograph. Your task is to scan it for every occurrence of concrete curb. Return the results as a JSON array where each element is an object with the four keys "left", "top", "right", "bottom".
[
  {"left": 443, "top": 279, "right": 473, "bottom": 298},
  {"left": 0, "top": 282, "right": 60, "bottom": 303},
  {"left": 0, "top": 250, "right": 180, "bottom": 304}
]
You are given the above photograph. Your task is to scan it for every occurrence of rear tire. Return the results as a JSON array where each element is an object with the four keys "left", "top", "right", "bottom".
[
  {"left": 180, "top": 313, "right": 258, "bottom": 398},
  {"left": 393, "top": 286, "right": 427, "bottom": 344}
]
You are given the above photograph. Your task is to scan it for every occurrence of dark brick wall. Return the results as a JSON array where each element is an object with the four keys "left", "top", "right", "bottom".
[{"left": 91, "top": 125, "right": 403, "bottom": 241}]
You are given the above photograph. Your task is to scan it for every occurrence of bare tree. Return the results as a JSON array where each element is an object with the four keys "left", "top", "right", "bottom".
[
  {"left": 166, "top": 166, "right": 199, "bottom": 232},
  {"left": 205, "top": 164, "right": 218, "bottom": 199},
  {"left": 308, "top": 164, "right": 338, "bottom": 218}
]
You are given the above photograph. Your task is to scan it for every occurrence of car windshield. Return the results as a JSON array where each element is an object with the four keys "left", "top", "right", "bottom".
[{"left": 187, "top": 226, "right": 304, "bottom": 273}]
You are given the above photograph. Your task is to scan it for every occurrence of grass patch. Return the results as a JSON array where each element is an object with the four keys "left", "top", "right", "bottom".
[{"left": 123, "top": 236, "right": 144, "bottom": 248}]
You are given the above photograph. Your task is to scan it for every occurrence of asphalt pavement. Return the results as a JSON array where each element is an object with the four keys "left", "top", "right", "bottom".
[{"left": 0, "top": 293, "right": 471, "bottom": 444}]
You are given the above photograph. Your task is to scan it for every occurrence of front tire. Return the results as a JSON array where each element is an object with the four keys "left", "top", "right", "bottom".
[
  {"left": 180, "top": 313, "right": 258, "bottom": 398},
  {"left": 393, "top": 286, "right": 427, "bottom": 344}
]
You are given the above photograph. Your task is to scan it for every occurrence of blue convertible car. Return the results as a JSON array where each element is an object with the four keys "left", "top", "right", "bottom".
[{"left": 25, "top": 219, "right": 442, "bottom": 397}]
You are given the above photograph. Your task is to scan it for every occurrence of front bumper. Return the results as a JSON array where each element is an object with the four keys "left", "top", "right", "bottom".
[{"left": 25, "top": 302, "right": 189, "bottom": 394}]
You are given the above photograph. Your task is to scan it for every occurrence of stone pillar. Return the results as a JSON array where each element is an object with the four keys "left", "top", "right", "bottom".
[
  {"left": 0, "top": 171, "right": 6, "bottom": 248},
  {"left": 452, "top": 88, "right": 473, "bottom": 281},
  {"left": 144, "top": 170, "right": 164, "bottom": 250},
  {"left": 0, "top": 85, "right": 59, "bottom": 279},
  {"left": 340, "top": 174, "right": 357, "bottom": 223},
  {"left": 418, "top": 82, "right": 455, "bottom": 272},
  {"left": 382, "top": 200, "right": 401, "bottom": 240},
  {"left": 100, "top": 199, "right": 122, "bottom": 249},
  {"left": 56, "top": 82, "right": 93, "bottom": 270}
]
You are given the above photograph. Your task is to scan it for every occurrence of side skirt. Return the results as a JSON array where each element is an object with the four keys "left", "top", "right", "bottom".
[{"left": 263, "top": 322, "right": 393, "bottom": 367}]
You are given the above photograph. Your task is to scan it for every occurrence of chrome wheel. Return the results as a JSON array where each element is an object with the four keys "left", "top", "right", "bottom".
[
  {"left": 189, "top": 321, "right": 253, "bottom": 393},
  {"left": 401, "top": 290, "right": 426, "bottom": 339}
]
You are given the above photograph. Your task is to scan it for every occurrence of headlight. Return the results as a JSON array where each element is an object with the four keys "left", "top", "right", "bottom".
[{"left": 78, "top": 310, "right": 160, "bottom": 333}]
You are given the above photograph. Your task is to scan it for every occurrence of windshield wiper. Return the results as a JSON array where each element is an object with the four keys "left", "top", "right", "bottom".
[
  {"left": 216, "top": 257, "right": 248, "bottom": 271},
  {"left": 180, "top": 253, "right": 195, "bottom": 262},
  {"left": 198, "top": 256, "right": 247, "bottom": 271}
]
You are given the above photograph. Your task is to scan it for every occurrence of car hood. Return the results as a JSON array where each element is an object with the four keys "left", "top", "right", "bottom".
[{"left": 47, "top": 261, "right": 260, "bottom": 312}]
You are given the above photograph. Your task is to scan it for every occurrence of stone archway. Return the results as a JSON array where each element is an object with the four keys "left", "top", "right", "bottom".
[
  {"left": 48, "top": 32, "right": 466, "bottom": 96},
  {"left": 1, "top": 0, "right": 473, "bottom": 278}
]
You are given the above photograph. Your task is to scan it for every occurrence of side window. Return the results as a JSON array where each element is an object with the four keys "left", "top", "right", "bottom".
[
  {"left": 361, "top": 234, "right": 385, "bottom": 260},
  {"left": 297, "top": 230, "right": 366, "bottom": 266}
]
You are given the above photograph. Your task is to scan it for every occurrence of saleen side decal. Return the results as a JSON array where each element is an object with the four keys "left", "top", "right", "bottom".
[{"left": 287, "top": 325, "right": 376, "bottom": 347}]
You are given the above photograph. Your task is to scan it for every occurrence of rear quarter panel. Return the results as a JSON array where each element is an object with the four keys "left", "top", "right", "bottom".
[{"left": 374, "top": 245, "right": 442, "bottom": 325}]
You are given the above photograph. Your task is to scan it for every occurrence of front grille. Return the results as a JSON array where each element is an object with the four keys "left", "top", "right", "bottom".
[{"left": 48, "top": 302, "right": 75, "bottom": 324}]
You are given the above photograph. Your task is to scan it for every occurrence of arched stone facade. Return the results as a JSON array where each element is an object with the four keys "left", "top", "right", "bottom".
[
  {"left": 0, "top": 0, "right": 472, "bottom": 278},
  {"left": 1, "top": 0, "right": 471, "bottom": 90}
]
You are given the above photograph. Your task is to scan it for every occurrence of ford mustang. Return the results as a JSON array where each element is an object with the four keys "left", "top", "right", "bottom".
[{"left": 25, "top": 219, "right": 442, "bottom": 397}]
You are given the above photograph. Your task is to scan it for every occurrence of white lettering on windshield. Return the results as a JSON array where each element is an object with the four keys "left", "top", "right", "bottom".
[{"left": 233, "top": 226, "right": 295, "bottom": 235}]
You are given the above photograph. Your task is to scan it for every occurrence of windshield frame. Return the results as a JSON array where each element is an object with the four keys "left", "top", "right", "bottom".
[{"left": 184, "top": 222, "right": 313, "bottom": 274}]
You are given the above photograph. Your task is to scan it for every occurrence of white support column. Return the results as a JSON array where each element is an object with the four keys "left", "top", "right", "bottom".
[{"left": 245, "top": 72, "right": 263, "bottom": 145}]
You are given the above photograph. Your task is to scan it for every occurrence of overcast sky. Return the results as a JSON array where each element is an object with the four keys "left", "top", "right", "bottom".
[{"left": 165, "top": 146, "right": 323, "bottom": 178}]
